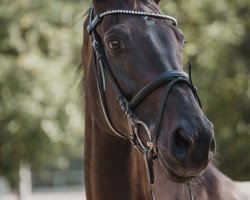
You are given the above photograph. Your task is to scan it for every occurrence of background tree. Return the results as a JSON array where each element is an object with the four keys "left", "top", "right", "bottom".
[{"left": 0, "top": 0, "right": 89, "bottom": 188}]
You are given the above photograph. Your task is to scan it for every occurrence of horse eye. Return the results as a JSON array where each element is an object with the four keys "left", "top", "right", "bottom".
[{"left": 108, "top": 40, "right": 121, "bottom": 50}]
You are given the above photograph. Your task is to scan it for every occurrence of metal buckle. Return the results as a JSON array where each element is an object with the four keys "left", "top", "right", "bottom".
[{"left": 144, "top": 148, "right": 155, "bottom": 184}]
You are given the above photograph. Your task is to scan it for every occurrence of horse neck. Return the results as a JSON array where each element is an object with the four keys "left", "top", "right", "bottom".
[
  {"left": 82, "top": 20, "right": 151, "bottom": 198},
  {"left": 84, "top": 83, "right": 150, "bottom": 200}
]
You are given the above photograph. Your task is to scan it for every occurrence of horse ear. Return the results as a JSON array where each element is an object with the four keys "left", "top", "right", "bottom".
[
  {"left": 93, "top": 0, "right": 107, "bottom": 2},
  {"left": 94, "top": 0, "right": 159, "bottom": 4},
  {"left": 93, "top": 0, "right": 108, "bottom": 12},
  {"left": 154, "top": 0, "right": 160, "bottom": 4}
]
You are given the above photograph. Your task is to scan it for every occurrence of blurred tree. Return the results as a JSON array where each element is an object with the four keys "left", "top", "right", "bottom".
[{"left": 0, "top": 0, "right": 90, "bottom": 188}]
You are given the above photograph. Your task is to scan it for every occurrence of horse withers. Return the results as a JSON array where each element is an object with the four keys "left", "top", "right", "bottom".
[{"left": 82, "top": 0, "right": 250, "bottom": 199}]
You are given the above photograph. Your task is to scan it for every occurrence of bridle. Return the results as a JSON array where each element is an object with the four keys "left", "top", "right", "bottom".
[{"left": 87, "top": 7, "right": 200, "bottom": 200}]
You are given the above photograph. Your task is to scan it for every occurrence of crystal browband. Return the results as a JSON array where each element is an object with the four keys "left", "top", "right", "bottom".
[{"left": 87, "top": 9, "right": 177, "bottom": 33}]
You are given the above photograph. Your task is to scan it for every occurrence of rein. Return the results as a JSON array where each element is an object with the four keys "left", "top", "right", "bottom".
[{"left": 87, "top": 7, "right": 199, "bottom": 200}]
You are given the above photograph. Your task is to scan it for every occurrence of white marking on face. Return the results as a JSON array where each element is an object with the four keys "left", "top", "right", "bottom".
[{"left": 144, "top": 16, "right": 156, "bottom": 26}]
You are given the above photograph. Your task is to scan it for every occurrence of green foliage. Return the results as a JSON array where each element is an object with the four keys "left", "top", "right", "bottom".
[{"left": 0, "top": 0, "right": 90, "bottom": 187}]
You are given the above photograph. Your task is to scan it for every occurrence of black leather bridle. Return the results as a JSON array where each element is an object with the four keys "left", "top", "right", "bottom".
[{"left": 87, "top": 7, "right": 200, "bottom": 200}]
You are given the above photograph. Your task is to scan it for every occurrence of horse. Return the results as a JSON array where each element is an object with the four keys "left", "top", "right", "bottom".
[{"left": 82, "top": 0, "right": 250, "bottom": 199}]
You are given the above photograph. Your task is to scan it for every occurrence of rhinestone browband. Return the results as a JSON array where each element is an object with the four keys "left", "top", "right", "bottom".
[
  {"left": 99, "top": 10, "right": 177, "bottom": 25},
  {"left": 87, "top": 9, "right": 177, "bottom": 33}
]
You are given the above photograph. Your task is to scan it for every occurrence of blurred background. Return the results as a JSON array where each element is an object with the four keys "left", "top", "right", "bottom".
[{"left": 0, "top": 0, "right": 249, "bottom": 199}]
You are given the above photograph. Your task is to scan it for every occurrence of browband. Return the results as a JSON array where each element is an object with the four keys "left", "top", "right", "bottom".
[{"left": 87, "top": 9, "right": 177, "bottom": 33}]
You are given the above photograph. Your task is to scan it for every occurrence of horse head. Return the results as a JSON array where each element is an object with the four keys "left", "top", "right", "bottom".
[{"left": 83, "top": 0, "right": 216, "bottom": 194}]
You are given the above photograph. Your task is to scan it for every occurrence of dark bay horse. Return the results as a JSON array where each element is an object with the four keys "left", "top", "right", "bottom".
[{"left": 82, "top": 0, "right": 250, "bottom": 199}]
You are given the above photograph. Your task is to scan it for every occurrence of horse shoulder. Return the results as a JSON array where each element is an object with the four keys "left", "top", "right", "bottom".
[{"left": 203, "top": 165, "right": 250, "bottom": 200}]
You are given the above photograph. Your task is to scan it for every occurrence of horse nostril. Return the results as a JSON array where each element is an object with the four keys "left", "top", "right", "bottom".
[{"left": 171, "top": 130, "right": 194, "bottom": 161}]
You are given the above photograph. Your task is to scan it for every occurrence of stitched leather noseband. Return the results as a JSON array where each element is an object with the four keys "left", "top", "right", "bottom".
[{"left": 87, "top": 7, "right": 200, "bottom": 200}]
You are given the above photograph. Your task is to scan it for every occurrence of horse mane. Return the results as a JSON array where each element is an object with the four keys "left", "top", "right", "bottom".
[
  {"left": 74, "top": 62, "right": 85, "bottom": 104},
  {"left": 74, "top": 8, "right": 91, "bottom": 103}
]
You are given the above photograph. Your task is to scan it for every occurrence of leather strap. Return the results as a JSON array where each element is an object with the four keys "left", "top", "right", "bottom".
[
  {"left": 154, "top": 79, "right": 186, "bottom": 145},
  {"left": 129, "top": 71, "right": 190, "bottom": 109}
]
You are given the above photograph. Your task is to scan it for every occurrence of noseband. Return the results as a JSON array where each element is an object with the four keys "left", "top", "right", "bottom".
[{"left": 87, "top": 7, "right": 200, "bottom": 200}]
